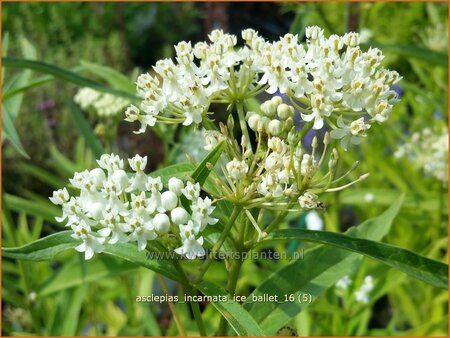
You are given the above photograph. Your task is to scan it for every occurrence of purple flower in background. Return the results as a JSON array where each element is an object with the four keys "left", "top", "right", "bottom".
[
  {"left": 38, "top": 100, "right": 56, "bottom": 112},
  {"left": 393, "top": 84, "right": 403, "bottom": 98}
]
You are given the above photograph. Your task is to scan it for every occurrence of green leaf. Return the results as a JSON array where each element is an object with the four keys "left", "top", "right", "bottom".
[
  {"left": 191, "top": 140, "right": 225, "bottom": 186},
  {"left": 2, "top": 231, "right": 76, "bottom": 261},
  {"left": 3, "top": 193, "right": 60, "bottom": 223},
  {"left": 362, "top": 42, "right": 448, "bottom": 67},
  {"left": 2, "top": 32, "right": 9, "bottom": 82},
  {"left": 245, "top": 195, "right": 404, "bottom": 334},
  {"left": 21, "top": 163, "right": 67, "bottom": 189},
  {"left": 2, "top": 104, "right": 30, "bottom": 158},
  {"left": 150, "top": 162, "right": 196, "bottom": 185},
  {"left": 195, "top": 280, "right": 266, "bottom": 336},
  {"left": 263, "top": 229, "right": 448, "bottom": 289},
  {"left": 3, "top": 74, "right": 54, "bottom": 101},
  {"left": 38, "top": 255, "right": 138, "bottom": 296},
  {"left": 65, "top": 97, "right": 104, "bottom": 159},
  {"left": 2, "top": 231, "right": 183, "bottom": 282},
  {"left": 339, "top": 188, "right": 448, "bottom": 214},
  {"left": 2, "top": 57, "right": 138, "bottom": 101},
  {"left": 80, "top": 60, "right": 135, "bottom": 93},
  {"left": 102, "top": 242, "right": 183, "bottom": 282}
]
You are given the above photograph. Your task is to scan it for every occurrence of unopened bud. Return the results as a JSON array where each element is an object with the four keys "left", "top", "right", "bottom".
[
  {"left": 277, "top": 103, "right": 294, "bottom": 120},
  {"left": 247, "top": 113, "right": 260, "bottom": 131},
  {"left": 271, "top": 95, "right": 283, "bottom": 107},
  {"left": 268, "top": 119, "right": 283, "bottom": 136},
  {"left": 227, "top": 114, "right": 235, "bottom": 133},
  {"left": 324, "top": 132, "right": 331, "bottom": 145},
  {"left": 260, "top": 101, "right": 277, "bottom": 118}
]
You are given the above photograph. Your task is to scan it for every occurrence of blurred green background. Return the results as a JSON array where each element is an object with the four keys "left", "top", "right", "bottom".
[{"left": 2, "top": 2, "right": 448, "bottom": 336}]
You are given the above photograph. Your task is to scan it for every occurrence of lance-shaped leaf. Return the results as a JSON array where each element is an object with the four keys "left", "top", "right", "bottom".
[
  {"left": 245, "top": 196, "right": 404, "bottom": 334},
  {"left": 2, "top": 57, "right": 138, "bottom": 101},
  {"left": 195, "top": 280, "right": 266, "bottom": 336},
  {"left": 2, "top": 231, "right": 183, "bottom": 282},
  {"left": 262, "top": 229, "right": 448, "bottom": 289},
  {"left": 65, "top": 97, "right": 104, "bottom": 159}
]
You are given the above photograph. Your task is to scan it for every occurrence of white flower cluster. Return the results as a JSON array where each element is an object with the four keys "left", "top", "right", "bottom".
[
  {"left": 74, "top": 87, "right": 129, "bottom": 118},
  {"left": 395, "top": 127, "right": 448, "bottom": 185},
  {"left": 335, "top": 275, "right": 374, "bottom": 304},
  {"left": 223, "top": 127, "right": 325, "bottom": 210},
  {"left": 49, "top": 154, "right": 217, "bottom": 260},
  {"left": 125, "top": 26, "right": 400, "bottom": 138}
]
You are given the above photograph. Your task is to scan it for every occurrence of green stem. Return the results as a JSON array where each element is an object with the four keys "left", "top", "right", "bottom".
[
  {"left": 156, "top": 274, "right": 186, "bottom": 336},
  {"left": 187, "top": 286, "right": 207, "bottom": 336},
  {"left": 236, "top": 100, "right": 252, "bottom": 152},
  {"left": 264, "top": 200, "right": 298, "bottom": 234},
  {"left": 193, "top": 207, "right": 242, "bottom": 284},
  {"left": 217, "top": 258, "right": 244, "bottom": 336}
]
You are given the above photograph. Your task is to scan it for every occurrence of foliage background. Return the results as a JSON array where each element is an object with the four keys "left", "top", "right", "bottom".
[{"left": 2, "top": 2, "right": 448, "bottom": 336}]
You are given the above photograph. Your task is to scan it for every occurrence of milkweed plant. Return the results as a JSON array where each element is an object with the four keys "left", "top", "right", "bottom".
[
  {"left": 30, "top": 26, "right": 446, "bottom": 335},
  {"left": 51, "top": 26, "right": 400, "bottom": 260}
]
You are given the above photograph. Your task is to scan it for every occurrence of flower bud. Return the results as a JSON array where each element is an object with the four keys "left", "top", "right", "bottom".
[
  {"left": 268, "top": 119, "right": 283, "bottom": 136},
  {"left": 171, "top": 207, "right": 190, "bottom": 225},
  {"left": 227, "top": 114, "right": 235, "bottom": 133},
  {"left": 247, "top": 113, "right": 260, "bottom": 131},
  {"left": 154, "top": 213, "right": 171, "bottom": 234},
  {"left": 161, "top": 191, "right": 178, "bottom": 211},
  {"left": 111, "top": 169, "right": 129, "bottom": 191},
  {"left": 271, "top": 96, "right": 283, "bottom": 107},
  {"left": 277, "top": 103, "right": 294, "bottom": 120},
  {"left": 284, "top": 117, "right": 293, "bottom": 131},
  {"left": 261, "top": 100, "right": 277, "bottom": 118},
  {"left": 257, "top": 116, "right": 270, "bottom": 133},
  {"left": 168, "top": 177, "right": 184, "bottom": 196},
  {"left": 89, "top": 168, "right": 106, "bottom": 189}
]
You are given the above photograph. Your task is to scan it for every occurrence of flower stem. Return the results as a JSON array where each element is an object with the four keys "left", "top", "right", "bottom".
[
  {"left": 193, "top": 206, "right": 242, "bottom": 284},
  {"left": 156, "top": 274, "right": 186, "bottom": 336},
  {"left": 236, "top": 100, "right": 252, "bottom": 153},
  {"left": 216, "top": 258, "right": 244, "bottom": 335}
]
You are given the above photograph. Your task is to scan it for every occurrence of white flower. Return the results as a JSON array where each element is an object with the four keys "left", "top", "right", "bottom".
[
  {"left": 49, "top": 188, "right": 70, "bottom": 205},
  {"left": 71, "top": 224, "right": 105, "bottom": 260},
  {"left": 52, "top": 153, "right": 217, "bottom": 260},
  {"left": 204, "top": 130, "right": 225, "bottom": 151},
  {"left": 301, "top": 94, "right": 333, "bottom": 130},
  {"left": 128, "top": 154, "right": 147, "bottom": 172},
  {"left": 128, "top": 216, "right": 157, "bottom": 251},
  {"left": 298, "top": 191, "right": 320, "bottom": 209},
  {"left": 97, "top": 153, "right": 124, "bottom": 173},
  {"left": 226, "top": 159, "right": 249, "bottom": 180},
  {"left": 181, "top": 181, "right": 201, "bottom": 201},
  {"left": 191, "top": 197, "right": 218, "bottom": 230},
  {"left": 330, "top": 116, "right": 370, "bottom": 150},
  {"left": 336, "top": 275, "right": 352, "bottom": 290},
  {"left": 98, "top": 210, "right": 130, "bottom": 244},
  {"left": 175, "top": 221, "right": 206, "bottom": 259},
  {"left": 305, "top": 211, "right": 323, "bottom": 231},
  {"left": 354, "top": 275, "right": 374, "bottom": 304}
]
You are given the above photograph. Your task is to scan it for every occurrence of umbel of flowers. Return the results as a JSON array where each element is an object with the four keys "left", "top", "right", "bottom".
[
  {"left": 50, "top": 154, "right": 217, "bottom": 260},
  {"left": 125, "top": 26, "right": 400, "bottom": 137},
  {"left": 52, "top": 26, "right": 401, "bottom": 260}
]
